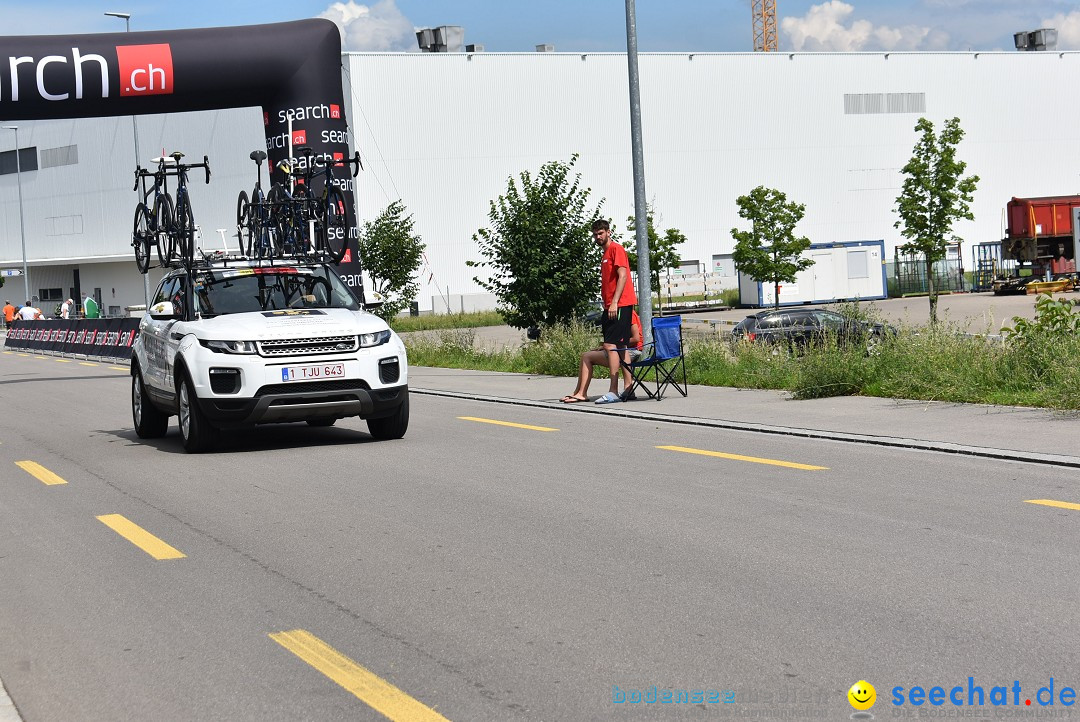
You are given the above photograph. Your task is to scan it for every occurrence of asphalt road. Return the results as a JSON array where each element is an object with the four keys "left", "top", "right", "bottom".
[{"left": 1, "top": 350, "right": 1078, "bottom": 720}]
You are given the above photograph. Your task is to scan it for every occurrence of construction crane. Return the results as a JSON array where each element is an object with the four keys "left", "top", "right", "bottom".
[{"left": 752, "top": 0, "right": 778, "bottom": 52}]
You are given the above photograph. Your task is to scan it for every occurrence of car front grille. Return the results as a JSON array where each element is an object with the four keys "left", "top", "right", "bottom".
[
  {"left": 255, "top": 379, "right": 370, "bottom": 397},
  {"left": 258, "top": 335, "right": 358, "bottom": 357}
]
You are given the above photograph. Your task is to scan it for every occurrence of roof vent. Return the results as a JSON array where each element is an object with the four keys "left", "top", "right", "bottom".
[{"left": 535, "top": 44, "right": 555, "bottom": 52}]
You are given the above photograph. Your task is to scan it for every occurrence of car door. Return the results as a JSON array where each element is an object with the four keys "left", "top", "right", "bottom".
[
  {"left": 812, "top": 310, "right": 847, "bottom": 344},
  {"left": 143, "top": 275, "right": 180, "bottom": 391}
]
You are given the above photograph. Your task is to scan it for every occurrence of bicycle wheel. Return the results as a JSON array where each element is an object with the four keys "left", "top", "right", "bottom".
[
  {"left": 295, "top": 185, "right": 316, "bottom": 256},
  {"left": 267, "top": 183, "right": 288, "bottom": 257},
  {"left": 132, "top": 203, "right": 151, "bottom": 274},
  {"left": 155, "top": 193, "right": 175, "bottom": 266},
  {"left": 236, "top": 190, "right": 251, "bottom": 255},
  {"left": 322, "top": 187, "right": 349, "bottom": 264},
  {"left": 176, "top": 197, "right": 196, "bottom": 266}
]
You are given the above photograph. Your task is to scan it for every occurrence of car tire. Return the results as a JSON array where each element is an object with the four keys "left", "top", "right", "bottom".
[
  {"left": 367, "top": 391, "right": 409, "bottom": 440},
  {"left": 306, "top": 418, "right": 337, "bottom": 427},
  {"left": 178, "top": 372, "right": 215, "bottom": 453},
  {"left": 866, "top": 331, "right": 883, "bottom": 356},
  {"left": 132, "top": 369, "right": 169, "bottom": 439}
]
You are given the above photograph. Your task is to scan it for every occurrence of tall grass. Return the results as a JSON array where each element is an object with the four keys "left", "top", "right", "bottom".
[
  {"left": 390, "top": 310, "right": 505, "bottom": 333},
  {"left": 404, "top": 318, "right": 1080, "bottom": 409}
]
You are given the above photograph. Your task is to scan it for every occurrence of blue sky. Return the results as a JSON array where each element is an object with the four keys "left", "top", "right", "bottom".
[{"left": 6, "top": 0, "right": 1080, "bottom": 52}]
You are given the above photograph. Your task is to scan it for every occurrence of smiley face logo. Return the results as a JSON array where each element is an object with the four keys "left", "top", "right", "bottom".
[{"left": 848, "top": 680, "right": 876, "bottom": 711}]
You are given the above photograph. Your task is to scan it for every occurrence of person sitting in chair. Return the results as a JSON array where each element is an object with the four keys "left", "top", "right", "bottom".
[{"left": 560, "top": 310, "right": 643, "bottom": 404}]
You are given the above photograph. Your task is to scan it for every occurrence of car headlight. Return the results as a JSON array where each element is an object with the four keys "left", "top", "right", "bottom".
[
  {"left": 202, "top": 339, "right": 258, "bottom": 354},
  {"left": 359, "top": 330, "right": 391, "bottom": 348}
]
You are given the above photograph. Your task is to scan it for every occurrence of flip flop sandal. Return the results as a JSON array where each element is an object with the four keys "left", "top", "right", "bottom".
[
  {"left": 560, "top": 396, "right": 588, "bottom": 404},
  {"left": 594, "top": 392, "right": 621, "bottom": 405}
]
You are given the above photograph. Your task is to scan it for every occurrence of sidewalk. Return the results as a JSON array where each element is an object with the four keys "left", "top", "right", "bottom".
[{"left": 409, "top": 366, "right": 1080, "bottom": 468}]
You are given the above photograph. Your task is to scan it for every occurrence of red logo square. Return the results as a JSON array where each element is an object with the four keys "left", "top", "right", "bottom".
[
  {"left": 330, "top": 104, "right": 341, "bottom": 119},
  {"left": 333, "top": 152, "right": 343, "bottom": 167},
  {"left": 263, "top": 111, "right": 269, "bottom": 126},
  {"left": 115, "top": 44, "right": 174, "bottom": 97},
  {"left": 292, "top": 129, "right": 307, "bottom": 145}
]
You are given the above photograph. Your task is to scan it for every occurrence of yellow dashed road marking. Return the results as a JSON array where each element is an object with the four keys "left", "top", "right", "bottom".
[
  {"left": 458, "top": 416, "right": 557, "bottom": 432},
  {"left": 15, "top": 460, "right": 68, "bottom": 485},
  {"left": 658, "top": 445, "right": 828, "bottom": 470},
  {"left": 79, "top": 362, "right": 98, "bottom": 367},
  {"left": 270, "top": 630, "right": 452, "bottom": 722},
  {"left": 96, "top": 514, "right": 186, "bottom": 560},
  {"left": 1025, "top": 499, "right": 1080, "bottom": 512}
]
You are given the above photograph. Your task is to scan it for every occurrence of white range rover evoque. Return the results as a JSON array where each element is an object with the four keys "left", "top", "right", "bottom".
[{"left": 131, "top": 260, "right": 409, "bottom": 452}]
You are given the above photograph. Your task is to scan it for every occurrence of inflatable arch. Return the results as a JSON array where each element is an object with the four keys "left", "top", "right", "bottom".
[{"left": 0, "top": 18, "right": 365, "bottom": 293}]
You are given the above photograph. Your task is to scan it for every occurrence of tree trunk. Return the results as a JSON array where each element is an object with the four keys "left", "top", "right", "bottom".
[{"left": 926, "top": 257, "right": 938, "bottom": 325}]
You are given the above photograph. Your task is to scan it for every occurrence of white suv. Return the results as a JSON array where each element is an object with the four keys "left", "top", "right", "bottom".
[{"left": 131, "top": 260, "right": 409, "bottom": 452}]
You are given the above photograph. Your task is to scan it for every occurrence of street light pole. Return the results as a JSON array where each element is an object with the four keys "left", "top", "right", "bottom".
[
  {"left": 624, "top": 0, "right": 653, "bottom": 340},
  {"left": 106, "top": 11, "right": 150, "bottom": 305},
  {"left": 2, "top": 126, "right": 30, "bottom": 302}
]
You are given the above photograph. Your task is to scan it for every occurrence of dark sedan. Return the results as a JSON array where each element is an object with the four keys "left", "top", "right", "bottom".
[{"left": 731, "top": 308, "right": 895, "bottom": 352}]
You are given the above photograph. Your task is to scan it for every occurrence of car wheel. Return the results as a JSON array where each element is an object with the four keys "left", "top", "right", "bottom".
[
  {"left": 306, "top": 418, "right": 337, "bottom": 427},
  {"left": 132, "top": 369, "right": 169, "bottom": 438},
  {"left": 178, "top": 372, "right": 215, "bottom": 453},
  {"left": 367, "top": 391, "right": 409, "bottom": 440},
  {"left": 866, "top": 332, "right": 883, "bottom": 356}
]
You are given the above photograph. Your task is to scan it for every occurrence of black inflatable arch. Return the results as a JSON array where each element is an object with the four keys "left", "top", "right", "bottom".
[{"left": 0, "top": 19, "right": 364, "bottom": 290}]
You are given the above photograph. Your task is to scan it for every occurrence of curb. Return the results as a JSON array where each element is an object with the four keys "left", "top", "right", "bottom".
[{"left": 411, "top": 387, "right": 1080, "bottom": 469}]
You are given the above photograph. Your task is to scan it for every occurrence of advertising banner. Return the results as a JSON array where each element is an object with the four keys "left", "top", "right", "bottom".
[{"left": 0, "top": 19, "right": 365, "bottom": 297}]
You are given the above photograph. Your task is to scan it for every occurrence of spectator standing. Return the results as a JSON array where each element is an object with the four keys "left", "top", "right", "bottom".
[
  {"left": 82, "top": 292, "right": 100, "bottom": 319},
  {"left": 590, "top": 218, "right": 638, "bottom": 404},
  {"left": 17, "top": 302, "right": 41, "bottom": 321},
  {"left": 59, "top": 298, "right": 73, "bottom": 320},
  {"left": 2, "top": 300, "right": 15, "bottom": 328}
]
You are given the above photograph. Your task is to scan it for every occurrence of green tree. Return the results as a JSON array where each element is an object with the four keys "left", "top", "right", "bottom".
[
  {"left": 893, "top": 116, "right": 980, "bottom": 325},
  {"left": 357, "top": 200, "right": 426, "bottom": 321},
  {"left": 622, "top": 206, "right": 686, "bottom": 311},
  {"left": 468, "top": 155, "right": 604, "bottom": 329},
  {"left": 730, "top": 186, "right": 813, "bottom": 310}
]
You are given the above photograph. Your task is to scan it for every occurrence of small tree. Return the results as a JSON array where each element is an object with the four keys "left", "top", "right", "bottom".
[
  {"left": 894, "top": 116, "right": 980, "bottom": 325},
  {"left": 730, "top": 186, "right": 813, "bottom": 310},
  {"left": 357, "top": 200, "right": 425, "bottom": 321},
  {"left": 622, "top": 206, "right": 686, "bottom": 311},
  {"left": 468, "top": 155, "right": 604, "bottom": 329}
]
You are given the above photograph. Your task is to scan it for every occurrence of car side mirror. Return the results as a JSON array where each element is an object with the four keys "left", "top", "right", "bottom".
[
  {"left": 148, "top": 301, "right": 177, "bottom": 320},
  {"left": 363, "top": 290, "right": 385, "bottom": 312}
]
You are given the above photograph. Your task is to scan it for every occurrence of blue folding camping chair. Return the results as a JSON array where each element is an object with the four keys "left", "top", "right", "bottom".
[{"left": 622, "top": 314, "right": 687, "bottom": 400}]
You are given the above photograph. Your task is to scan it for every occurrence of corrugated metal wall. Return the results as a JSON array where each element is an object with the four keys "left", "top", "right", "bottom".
[{"left": 3, "top": 52, "right": 1080, "bottom": 312}]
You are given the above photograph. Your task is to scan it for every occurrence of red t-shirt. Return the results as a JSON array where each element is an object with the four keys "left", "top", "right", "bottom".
[
  {"left": 601, "top": 242, "right": 637, "bottom": 307},
  {"left": 631, "top": 311, "right": 644, "bottom": 350}
]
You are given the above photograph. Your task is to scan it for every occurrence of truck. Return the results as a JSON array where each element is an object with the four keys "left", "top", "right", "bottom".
[{"left": 996, "top": 195, "right": 1079, "bottom": 293}]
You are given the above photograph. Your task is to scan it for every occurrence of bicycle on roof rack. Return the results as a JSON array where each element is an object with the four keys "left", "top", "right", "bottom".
[
  {"left": 236, "top": 150, "right": 277, "bottom": 260},
  {"left": 271, "top": 146, "right": 362, "bottom": 264},
  {"left": 132, "top": 151, "right": 211, "bottom": 270},
  {"left": 132, "top": 155, "right": 176, "bottom": 273}
]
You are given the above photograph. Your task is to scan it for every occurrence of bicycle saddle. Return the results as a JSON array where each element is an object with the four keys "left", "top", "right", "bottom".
[
  {"left": 249, "top": 150, "right": 267, "bottom": 163},
  {"left": 170, "top": 151, "right": 185, "bottom": 161}
]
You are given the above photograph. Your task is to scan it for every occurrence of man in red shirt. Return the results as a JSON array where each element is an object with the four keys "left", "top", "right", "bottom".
[
  {"left": 2, "top": 300, "right": 15, "bottom": 329},
  {"left": 593, "top": 218, "right": 637, "bottom": 404}
]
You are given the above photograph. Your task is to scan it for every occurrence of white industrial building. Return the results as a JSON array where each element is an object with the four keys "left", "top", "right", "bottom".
[{"left": 2, "top": 49, "right": 1079, "bottom": 314}]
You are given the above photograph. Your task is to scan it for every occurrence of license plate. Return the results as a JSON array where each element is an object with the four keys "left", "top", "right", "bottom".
[{"left": 280, "top": 363, "right": 345, "bottom": 382}]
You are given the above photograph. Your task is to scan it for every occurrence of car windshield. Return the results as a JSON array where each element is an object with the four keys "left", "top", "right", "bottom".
[{"left": 190, "top": 265, "right": 360, "bottom": 317}]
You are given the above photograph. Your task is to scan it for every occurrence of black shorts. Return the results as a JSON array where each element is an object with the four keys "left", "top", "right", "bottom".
[{"left": 601, "top": 305, "right": 634, "bottom": 346}]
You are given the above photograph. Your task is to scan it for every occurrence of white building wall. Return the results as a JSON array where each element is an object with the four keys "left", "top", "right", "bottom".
[{"left": 3, "top": 51, "right": 1080, "bottom": 313}]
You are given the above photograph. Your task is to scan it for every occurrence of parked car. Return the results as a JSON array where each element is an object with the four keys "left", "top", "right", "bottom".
[
  {"left": 526, "top": 301, "right": 605, "bottom": 340},
  {"left": 731, "top": 308, "right": 896, "bottom": 352}
]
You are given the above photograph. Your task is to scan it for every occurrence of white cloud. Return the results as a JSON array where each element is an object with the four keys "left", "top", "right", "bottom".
[
  {"left": 1042, "top": 11, "right": 1080, "bottom": 50},
  {"left": 781, "top": 1, "right": 950, "bottom": 51},
  {"left": 319, "top": 0, "right": 416, "bottom": 52}
]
